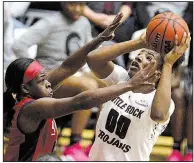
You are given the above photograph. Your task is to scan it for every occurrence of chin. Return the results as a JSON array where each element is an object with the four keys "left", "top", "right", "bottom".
[
  {"left": 128, "top": 69, "right": 137, "bottom": 77},
  {"left": 72, "top": 16, "right": 80, "bottom": 21}
]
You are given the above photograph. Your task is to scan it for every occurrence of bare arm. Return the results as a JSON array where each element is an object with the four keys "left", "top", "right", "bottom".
[
  {"left": 151, "top": 33, "right": 191, "bottom": 122},
  {"left": 46, "top": 13, "right": 123, "bottom": 90},
  {"left": 28, "top": 82, "right": 132, "bottom": 119},
  {"left": 20, "top": 81, "right": 131, "bottom": 133},
  {"left": 12, "top": 19, "right": 52, "bottom": 58},
  {"left": 87, "top": 32, "right": 147, "bottom": 78},
  {"left": 83, "top": 4, "right": 132, "bottom": 29},
  {"left": 20, "top": 62, "right": 155, "bottom": 133}
]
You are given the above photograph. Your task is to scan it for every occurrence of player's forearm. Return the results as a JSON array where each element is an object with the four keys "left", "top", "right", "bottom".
[
  {"left": 39, "top": 82, "right": 132, "bottom": 120},
  {"left": 151, "top": 63, "right": 172, "bottom": 122},
  {"left": 72, "top": 82, "right": 132, "bottom": 110},
  {"left": 87, "top": 38, "right": 144, "bottom": 64}
]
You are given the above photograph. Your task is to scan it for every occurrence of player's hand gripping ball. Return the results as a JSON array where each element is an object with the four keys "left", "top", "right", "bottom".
[{"left": 146, "top": 12, "right": 189, "bottom": 57}]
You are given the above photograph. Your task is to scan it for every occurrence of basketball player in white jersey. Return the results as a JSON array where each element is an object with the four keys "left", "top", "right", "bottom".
[{"left": 86, "top": 27, "right": 191, "bottom": 161}]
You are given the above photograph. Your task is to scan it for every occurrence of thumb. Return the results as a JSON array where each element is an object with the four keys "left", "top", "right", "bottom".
[
  {"left": 101, "top": 34, "right": 114, "bottom": 41},
  {"left": 140, "top": 81, "right": 155, "bottom": 87}
]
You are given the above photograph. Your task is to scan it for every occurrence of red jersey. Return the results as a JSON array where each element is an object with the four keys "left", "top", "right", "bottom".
[{"left": 4, "top": 97, "right": 58, "bottom": 161}]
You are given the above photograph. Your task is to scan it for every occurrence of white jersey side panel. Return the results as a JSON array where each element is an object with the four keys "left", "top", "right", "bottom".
[{"left": 89, "top": 64, "right": 175, "bottom": 161}]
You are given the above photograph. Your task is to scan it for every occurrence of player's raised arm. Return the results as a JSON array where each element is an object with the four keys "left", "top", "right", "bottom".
[
  {"left": 46, "top": 13, "right": 123, "bottom": 90},
  {"left": 151, "top": 33, "right": 191, "bottom": 122},
  {"left": 86, "top": 28, "right": 147, "bottom": 79},
  {"left": 19, "top": 62, "right": 155, "bottom": 133}
]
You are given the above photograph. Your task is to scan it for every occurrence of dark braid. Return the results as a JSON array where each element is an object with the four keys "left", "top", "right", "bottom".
[{"left": 4, "top": 58, "right": 34, "bottom": 133}]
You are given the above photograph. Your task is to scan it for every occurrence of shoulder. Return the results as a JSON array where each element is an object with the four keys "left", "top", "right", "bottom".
[
  {"left": 16, "top": 98, "right": 41, "bottom": 133},
  {"left": 15, "top": 97, "right": 34, "bottom": 109},
  {"left": 113, "top": 64, "right": 129, "bottom": 77},
  {"left": 101, "top": 64, "right": 130, "bottom": 86},
  {"left": 43, "top": 12, "right": 62, "bottom": 26}
]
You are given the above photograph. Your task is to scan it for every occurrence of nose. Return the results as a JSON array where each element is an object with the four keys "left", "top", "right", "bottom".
[
  {"left": 135, "top": 55, "right": 143, "bottom": 63},
  {"left": 45, "top": 80, "right": 51, "bottom": 89}
]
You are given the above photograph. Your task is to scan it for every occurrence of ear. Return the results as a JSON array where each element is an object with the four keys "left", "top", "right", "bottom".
[
  {"left": 20, "top": 84, "right": 30, "bottom": 94},
  {"left": 154, "top": 70, "right": 161, "bottom": 80}
]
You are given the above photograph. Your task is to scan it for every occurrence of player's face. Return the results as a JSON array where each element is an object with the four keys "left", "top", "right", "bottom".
[
  {"left": 63, "top": 3, "right": 84, "bottom": 21},
  {"left": 27, "top": 71, "right": 53, "bottom": 99},
  {"left": 128, "top": 49, "right": 161, "bottom": 77}
]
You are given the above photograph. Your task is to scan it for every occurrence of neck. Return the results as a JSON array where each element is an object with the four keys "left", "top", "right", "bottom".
[
  {"left": 18, "top": 93, "right": 32, "bottom": 102},
  {"left": 60, "top": 11, "right": 74, "bottom": 22},
  {"left": 137, "top": 85, "right": 156, "bottom": 94}
]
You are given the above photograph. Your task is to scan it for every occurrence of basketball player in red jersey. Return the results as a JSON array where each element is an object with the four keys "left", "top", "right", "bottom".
[
  {"left": 4, "top": 13, "right": 156, "bottom": 161},
  {"left": 3, "top": 36, "right": 158, "bottom": 161},
  {"left": 3, "top": 13, "right": 126, "bottom": 161}
]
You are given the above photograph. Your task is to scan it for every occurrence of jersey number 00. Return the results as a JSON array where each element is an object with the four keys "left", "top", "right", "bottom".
[{"left": 105, "top": 109, "right": 131, "bottom": 139}]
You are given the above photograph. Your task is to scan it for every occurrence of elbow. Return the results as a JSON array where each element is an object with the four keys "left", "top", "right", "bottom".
[
  {"left": 150, "top": 110, "right": 167, "bottom": 122},
  {"left": 86, "top": 52, "right": 97, "bottom": 67},
  {"left": 73, "top": 95, "right": 93, "bottom": 111}
]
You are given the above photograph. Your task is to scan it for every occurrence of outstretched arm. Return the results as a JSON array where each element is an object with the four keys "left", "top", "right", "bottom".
[
  {"left": 87, "top": 31, "right": 147, "bottom": 79},
  {"left": 20, "top": 62, "right": 155, "bottom": 133},
  {"left": 151, "top": 33, "right": 191, "bottom": 122},
  {"left": 46, "top": 13, "right": 123, "bottom": 90}
]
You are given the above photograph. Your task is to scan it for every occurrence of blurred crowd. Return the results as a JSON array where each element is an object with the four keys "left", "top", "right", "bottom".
[{"left": 3, "top": 1, "right": 193, "bottom": 161}]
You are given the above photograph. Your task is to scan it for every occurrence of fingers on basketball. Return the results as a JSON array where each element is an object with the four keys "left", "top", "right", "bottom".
[
  {"left": 181, "top": 32, "right": 187, "bottom": 45},
  {"left": 173, "top": 34, "right": 179, "bottom": 52},
  {"left": 146, "top": 12, "right": 189, "bottom": 56},
  {"left": 186, "top": 33, "right": 191, "bottom": 47},
  {"left": 141, "top": 81, "right": 155, "bottom": 87}
]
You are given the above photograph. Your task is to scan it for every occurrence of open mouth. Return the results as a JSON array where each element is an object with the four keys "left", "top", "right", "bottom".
[
  {"left": 49, "top": 92, "right": 53, "bottom": 97},
  {"left": 130, "top": 61, "right": 140, "bottom": 70}
]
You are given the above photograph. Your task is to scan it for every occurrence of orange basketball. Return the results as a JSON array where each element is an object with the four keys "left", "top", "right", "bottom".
[{"left": 146, "top": 12, "right": 189, "bottom": 56}]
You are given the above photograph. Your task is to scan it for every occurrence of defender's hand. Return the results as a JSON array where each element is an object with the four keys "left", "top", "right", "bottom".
[
  {"left": 164, "top": 32, "right": 191, "bottom": 65},
  {"left": 98, "top": 13, "right": 123, "bottom": 41},
  {"left": 128, "top": 61, "right": 157, "bottom": 91}
]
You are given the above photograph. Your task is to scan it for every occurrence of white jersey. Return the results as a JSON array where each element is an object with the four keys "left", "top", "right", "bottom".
[{"left": 89, "top": 64, "right": 175, "bottom": 161}]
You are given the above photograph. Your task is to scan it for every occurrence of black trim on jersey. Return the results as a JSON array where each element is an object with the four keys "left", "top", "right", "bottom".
[
  {"left": 18, "top": 120, "right": 46, "bottom": 161},
  {"left": 16, "top": 99, "right": 46, "bottom": 161},
  {"left": 16, "top": 99, "right": 34, "bottom": 134}
]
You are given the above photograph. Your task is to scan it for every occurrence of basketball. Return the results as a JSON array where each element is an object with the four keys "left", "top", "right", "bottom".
[{"left": 146, "top": 12, "right": 189, "bottom": 56}]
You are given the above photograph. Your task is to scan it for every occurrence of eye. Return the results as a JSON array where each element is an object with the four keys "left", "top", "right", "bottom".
[
  {"left": 38, "top": 77, "right": 45, "bottom": 83},
  {"left": 146, "top": 56, "right": 152, "bottom": 61}
]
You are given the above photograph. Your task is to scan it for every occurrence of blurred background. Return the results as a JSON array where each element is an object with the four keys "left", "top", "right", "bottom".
[{"left": 3, "top": 1, "right": 193, "bottom": 161}]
